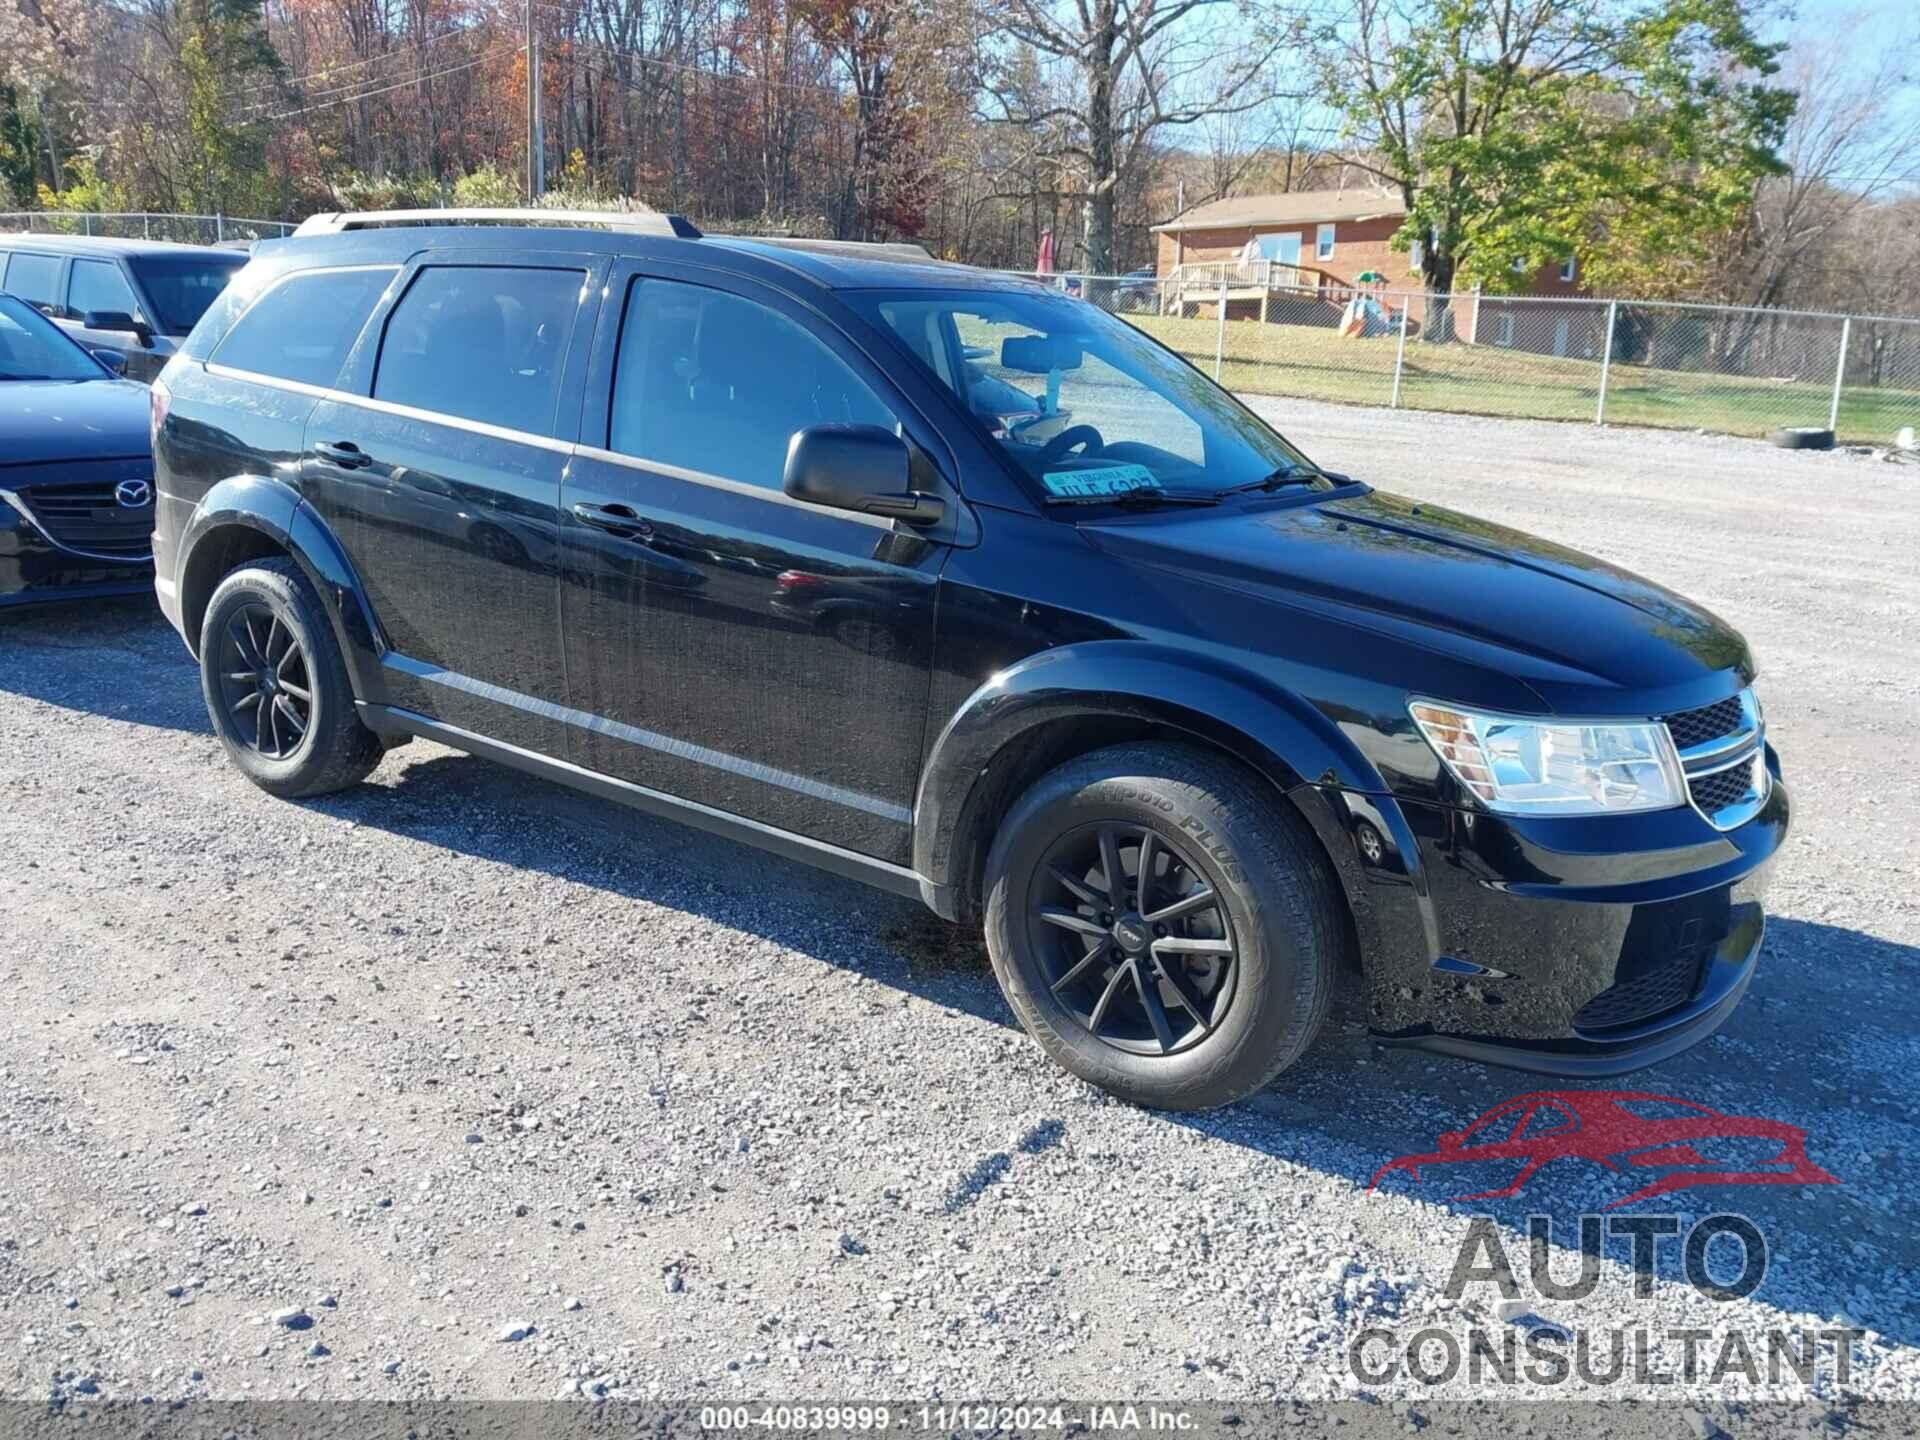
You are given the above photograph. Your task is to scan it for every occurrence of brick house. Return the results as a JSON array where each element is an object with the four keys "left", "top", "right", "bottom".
[{"left": 1150, "top": 189, "right": 1587, "bottom": 349}]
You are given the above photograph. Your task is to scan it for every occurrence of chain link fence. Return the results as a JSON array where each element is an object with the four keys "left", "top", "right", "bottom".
[
  {"left": 1024, "top": 271, "right": 1920, "bottom": 447},
  {"left": 0, "top": 211, "right": 295, "bottom": 243}
]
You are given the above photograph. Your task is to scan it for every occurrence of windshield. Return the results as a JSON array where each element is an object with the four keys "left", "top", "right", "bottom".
[
  {"left": 0, "top": 295, "right": 107, "bottom": 381},
  {"left": 850, "top": 287, "right": 1328, "bottom": 502},
  {"left": 130, "top": 253, "right": 247, "bottom": 334}
]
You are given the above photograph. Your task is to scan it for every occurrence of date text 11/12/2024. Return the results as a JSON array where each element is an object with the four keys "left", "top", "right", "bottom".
[{"left": 699, "top": 1404, "right": 1202, "bottom": 1432}]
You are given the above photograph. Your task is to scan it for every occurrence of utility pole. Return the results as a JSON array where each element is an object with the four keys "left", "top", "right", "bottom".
[{"left": 525, "top": 0, "right": 545, "bottom": 200}]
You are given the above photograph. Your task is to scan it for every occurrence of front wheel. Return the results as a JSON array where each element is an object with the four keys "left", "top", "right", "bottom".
[
  {"left": 983, "top": 743, "right": 1343, "bottom": 1110},
  {"left": 199, "top": 557, "right": 383, "bottom": 798}
]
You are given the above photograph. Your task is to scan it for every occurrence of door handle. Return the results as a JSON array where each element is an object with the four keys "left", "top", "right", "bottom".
[
  {"left": 315, "top": 440, "right": 373, "bottom": 470},
  {"left": 571, "top": 502, "right": 653, "bottom": 539}
]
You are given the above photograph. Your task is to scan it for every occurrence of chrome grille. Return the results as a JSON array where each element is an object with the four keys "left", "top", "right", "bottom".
[
  {"left": 1665, "top": 695, "right": 1745, "bottom": 751},
  {"left": 1689, "top": 756, "right": 1760, "bottom": 814},
  {"left": 1663, "top": 689, "right": 1766, "bottom": 830}
]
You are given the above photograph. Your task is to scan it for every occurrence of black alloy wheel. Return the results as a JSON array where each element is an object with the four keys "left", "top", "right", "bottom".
[
  {"left": 1029, "top": 821, "right": 1237, "bottom": 1056},
  {"left": 214, "top": 601, "right": 313, "bottom": 760}
]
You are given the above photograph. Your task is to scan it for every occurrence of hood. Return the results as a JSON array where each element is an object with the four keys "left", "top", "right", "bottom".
[
  {"left": 0, "top": 379, "right": 152, "bottom": 468},
  {"left": 1083, "top": 489, "right": 1752, "bottom": 713}
]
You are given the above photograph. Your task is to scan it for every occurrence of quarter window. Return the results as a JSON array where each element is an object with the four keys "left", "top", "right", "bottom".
[
  {"left": 374, "top": 265, "right": 585, "bottom": 437},
  {"left": 608, "top": 277, "right": 895, "bottom": 490},
  {"left": 68, "top": 259, "right": 142, "bottom": 321},
  {"left": 2, "top": 252, "right": 64, "bottom": 311},
  {"left": 212, "top": 267, "right": 395, "bottom": 389}
]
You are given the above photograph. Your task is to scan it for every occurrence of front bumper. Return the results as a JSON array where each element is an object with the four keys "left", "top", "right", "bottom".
[
  {"left": 1295, "top": 749, "right": 1789, "bottom": 1077},
  {"left": 0, "top": 493, "right": 154, "bottom": 607}
]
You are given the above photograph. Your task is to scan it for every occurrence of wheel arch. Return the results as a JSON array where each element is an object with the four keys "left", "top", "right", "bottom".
[
  {"left": 914, "top": 641, "right": 1376, "bottom": 939},
  {"left": 175, "top": 476, "right": 382, "bottom": 699}
]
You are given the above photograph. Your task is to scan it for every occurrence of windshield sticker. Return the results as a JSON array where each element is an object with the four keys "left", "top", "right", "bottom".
[{"left": 1040, "top": 462, "right": 1160, "bottom": 499}]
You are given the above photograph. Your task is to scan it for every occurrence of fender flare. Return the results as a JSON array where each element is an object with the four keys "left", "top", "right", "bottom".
[
  {"left": 174, "top": 475, "right": 384, "bottom": 697},
  {"left": 912, "top": 639, "right": 1385, "bottom": 901}
]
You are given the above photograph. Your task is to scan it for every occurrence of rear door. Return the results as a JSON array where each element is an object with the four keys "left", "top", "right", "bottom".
[
  {"left": 558, "top": 260, "right": 954, "bottom": 862},
  {"left": 1, "top": 249, "right": 67, "bottom": 322},
  {"left": 303, "top": 247, "right": 604, "bottom": 757}
]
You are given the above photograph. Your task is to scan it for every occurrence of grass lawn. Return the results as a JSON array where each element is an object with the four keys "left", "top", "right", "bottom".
[{"left": 1127, "top": 313, "right": 1920, "bottom": 446}]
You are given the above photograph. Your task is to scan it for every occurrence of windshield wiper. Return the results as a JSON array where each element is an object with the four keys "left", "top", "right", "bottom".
[
  {"left": 1043, "top": 488, "right": 1222, "bottom": 509},
  {"left": 1218, "top": 466, "right": 1327, "bottom": 497}
]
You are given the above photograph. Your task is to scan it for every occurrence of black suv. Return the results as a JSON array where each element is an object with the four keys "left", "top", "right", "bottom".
[{"left": 150, "top": 210, "right": 1787, "bottom": 1109}]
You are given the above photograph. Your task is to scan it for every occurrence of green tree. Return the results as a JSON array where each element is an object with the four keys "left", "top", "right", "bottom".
[
  {"left": 179, "top": 0, "right": 284, "bottom": 216},
  {"left": 0, "top": 85, "right": 39, "bottom": 204},
  {"left": 1320, "top": 0, "right": 1794, "bottom": 327}
]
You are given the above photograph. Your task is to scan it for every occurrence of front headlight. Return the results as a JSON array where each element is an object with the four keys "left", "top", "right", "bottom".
[{"left": 1409, "top": 700, "right": 1686, "bottom": 816}]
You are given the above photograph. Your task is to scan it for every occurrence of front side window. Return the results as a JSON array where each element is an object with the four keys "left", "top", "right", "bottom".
[
  {"left": 69, "top": 259, "right": 142, "bottom": 321},
  {"left": 3, "top": 252, "right": 64, "bottom": 310},
  {"left": 375, "top": 265, "right": 586, "bottom": 437},
  {"left": 608, "top": 277, "right": 895, "bottom": 489},
  {"left": 129, "top": 254, "right": 247, "bottom": 334},
  {"left": 852, "top": 288, "right": 1322, "bottom": 504},
  {"left": 212, "top": 266, "right": 395, "bottom": 389},
  {"left": 0, "top": 295, "right": 104, "bottom": 381}
]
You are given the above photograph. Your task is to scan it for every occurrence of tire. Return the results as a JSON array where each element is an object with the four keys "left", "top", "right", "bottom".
[
  {"left": 1770, "top": 426, "right": 1834, "bottom": 450},
  {"left": 982, "top": 742, "right": 1342, "bottom": 1110},
  {"left": 199, "top": 557, "right": 383, "bottom": 798}
]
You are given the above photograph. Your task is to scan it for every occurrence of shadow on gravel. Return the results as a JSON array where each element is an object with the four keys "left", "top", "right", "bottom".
[
  {"left": 299, "top": 750, "right": 1023, "bottom": 1039},
  {"left": 0, "top": 598, "right": 206, "bottom": 734}
]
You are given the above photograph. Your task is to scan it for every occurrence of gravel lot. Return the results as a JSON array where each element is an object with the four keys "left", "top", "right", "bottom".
[{"left": 2, "top": 400, "right": 1917, "bottom": 1423}]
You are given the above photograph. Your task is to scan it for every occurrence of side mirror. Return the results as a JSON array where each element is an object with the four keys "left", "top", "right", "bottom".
[
  {"left": 783, "top": 425, "right": 946, "bottom": 528},
  {"left": 84, "top": 310, "right": 154, "bottom": 347},
  {"left": 89, "top": 347, "right": 128, "bottom": 375}
]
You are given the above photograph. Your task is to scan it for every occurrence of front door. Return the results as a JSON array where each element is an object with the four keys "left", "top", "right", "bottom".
[
  {"left": 303, "top": 250, "right": 603, "bottom": 755},
  {"left": 559, "top": 263, "right": 947, "bottom": 863},
  {"left": 64, "top": 257, "right": 167, "bottom": 383}
]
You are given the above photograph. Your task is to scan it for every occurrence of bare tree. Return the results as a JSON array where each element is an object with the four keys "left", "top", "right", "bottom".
[{"left": 985, "top": 0, "right": 1301, "bottom": 273}]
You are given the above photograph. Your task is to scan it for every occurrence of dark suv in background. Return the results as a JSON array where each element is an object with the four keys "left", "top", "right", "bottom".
[
  {"left": 149, "top": 209, "right": 1788, "bottom": 1110},
  {"left": 0, "top": 235, "right": 247, "bottom": 383}
]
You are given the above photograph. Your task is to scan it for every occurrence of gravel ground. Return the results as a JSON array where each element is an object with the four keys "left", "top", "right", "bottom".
[{"left": 2, "top": 399, "right": 1917, "bottom": 1425}]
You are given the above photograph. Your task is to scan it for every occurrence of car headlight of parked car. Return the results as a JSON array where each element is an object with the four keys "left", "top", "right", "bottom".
[{"left": 1410, "top": 700, "right": 1687, "bottom": 816}]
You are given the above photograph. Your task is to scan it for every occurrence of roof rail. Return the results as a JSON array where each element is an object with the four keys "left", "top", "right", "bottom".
[
  {"left": 739, "top": 236, "right": 936, "bottom": 261},
  {"left": 293, "top": 208, "right": 703, "bottom": 238}
]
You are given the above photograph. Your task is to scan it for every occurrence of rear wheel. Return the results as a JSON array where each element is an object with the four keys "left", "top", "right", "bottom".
[
  {"left": 200, "top": 557, "right": 383, "bottom": 798},
  {"left": 983, "top": 742, "right": 1342, "bottom": 1110}
]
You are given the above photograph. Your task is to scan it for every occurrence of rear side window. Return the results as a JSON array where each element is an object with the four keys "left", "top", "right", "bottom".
[
  {"left": 608, "top": 277, "right": 895, "bottom": 489},
  {"left": 211, "top": 267, "right": 394, "bottom": 389},
  {"left": 3, "top": 252, "right": 64, "bottom": 310},
  {"left": 373, "top": 265, "right": 585, "bottom": 437},
  {"left": 68, "top": 259, "right": 141, "bottom": 320}
]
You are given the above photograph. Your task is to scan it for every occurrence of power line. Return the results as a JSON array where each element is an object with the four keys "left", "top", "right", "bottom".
[
  {"left": 227, "top": 26, "right": 481, "bottom": 107},
  {"left": 246, "top": 46, "right": 524, "bottom": 124}
]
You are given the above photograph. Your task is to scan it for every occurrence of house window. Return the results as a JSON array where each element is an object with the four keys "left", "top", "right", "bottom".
[
  {"left": 1316, "top": 223, "right": 1336, "bottom": 261},
  {"left": 1559, "top": 256, "right": 1577, "bottom": 283},
  {"left": 1495, "top": 311, "right": 1516, "bottom": 346},
  {"left": 1511, "top": 256, "right": 1528, "bottom": 273},
  {"left": 1408, "top": 237, "right": 1423, "bottom": 271},
  {"left": 1254, "top": 232, "right": 1302, "bottom": 266}
]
